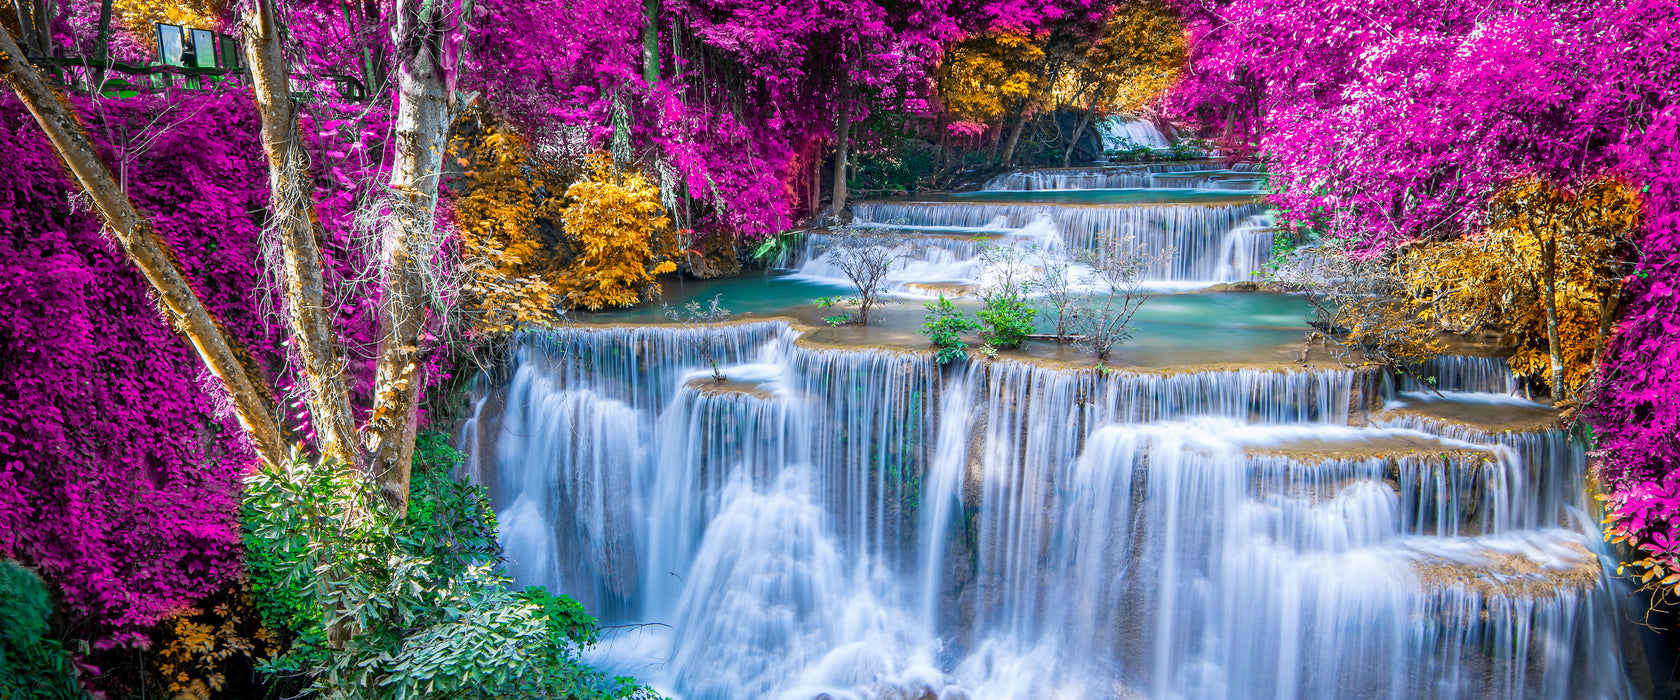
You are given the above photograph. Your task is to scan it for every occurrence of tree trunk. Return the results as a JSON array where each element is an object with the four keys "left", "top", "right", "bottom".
[
  {"left": 1000, "top": 111, "right": 1028, "bottom": 168},
  {"left": 34, "top": 0, "right": 49, "bottom": 55},
  {"left": 831, "top": 88, "right": 853, "bottom": 217},
  {"left": 985, "top": 123, "right": 1003, "bottom": 165},
  {"left": 641, "top": 0, "right": 660, "bottom": 85},
  {"left": 0, "top": 23, "right": 284, "bottom": 466},
  {"left": 10, "top": 0, "right": 43, "bottom": 55},
  {"left": 1062, "top": 111, "right": 1093, "bottom": 167},
  {"left": 1539, "top": 232, "right": 1566, "bottom": 401},
  {"left": 361, "top": 0, "right": 391, "bottom": 96},
  {"left": 1590, "top": 279, "right": 1622, "bottom": 385},
  {"left": 93, "top": 0, "right": 113, "bottom": 85},
  {"left": 935, "top": 109, "right": 950, "bottom": 180},
  {"left": 245, "top": 0, "right": 362, "bottom": 468},
  {"left": 809, "top": 142, "right": 821, "bottom": 218},
  {"left": 364, "top": 0, "right": 460, "bottom": 508}
]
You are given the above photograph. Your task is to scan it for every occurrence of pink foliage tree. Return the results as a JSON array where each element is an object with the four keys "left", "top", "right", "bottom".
[
  {"left": 0, "top": 93, "right": 271, "bottom": 643},
  {"left": 1166, "top": 0, "right": 1680, "bottom": 582}
]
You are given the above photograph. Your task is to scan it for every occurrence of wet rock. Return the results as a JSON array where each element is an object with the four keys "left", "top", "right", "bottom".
[{"left": 680, "top": 230, "right": 744, "bottom": 278}]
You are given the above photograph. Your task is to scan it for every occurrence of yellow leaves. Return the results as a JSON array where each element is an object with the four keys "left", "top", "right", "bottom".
[
  {"left": 114, "top": 0, "right": 226, "bottom": 39},
  {"left": 1398, "top": 177, "right": 1640, "bottom": 398},
  {"left": 943, "top": 4, "right": 1186, "bottom": 125},
  {"left": 1060, "top": 2, "right": 1186, "bottom": 114},
  {"left": 451, "top": 109, "right": 575, "bottom": 334},
  {"left": 942, "top": 31, "right": 1047, "bottom": 123},
  {"left": 558, "top": 153, "right": 679, "bottom": 311},
  {"left": 453, "top": 111, "right": 677, "bottom": 324},
  {"left": 151, "top": 582, "right": 278, "bottom": 700}
]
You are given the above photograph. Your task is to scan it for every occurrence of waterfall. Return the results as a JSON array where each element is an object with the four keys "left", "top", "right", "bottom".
[
  {"left": 981, "top": 163, "right": 1215, "bottom": 191},
  {"left": 1401, "top": 355, "right": 1521, "bottom": 394},
  {"left": 806, "top": 198, "right": 1263, "bottom": 285},
  {"left": 470, "top": 325, "right": 1639, "bottom": 699},
  {"left": 851, "top": 201, "right": 1265, "bottom": 257},
  {"left": 1212, "top": 212, "right": 1277, "bottom": 283},
  {"left": 1104, "top": 116, "right": 1174, "bottom": 149}
]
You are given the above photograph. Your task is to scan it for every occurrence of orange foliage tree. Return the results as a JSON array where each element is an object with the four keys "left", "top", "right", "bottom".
[
  {"left": 559, "top": 154, "right": 680, "bottom": 311},
  {"left": 1399, "top": 177, "right": 1641, "bottom": 400},
  {"left": 449, "top": 110, "right": 576, "bottom": 333},
  {"left": 941, "top": 31, "right": 1045, "bottom": 126},
  {"left": 1052, "top": 1, "right": 1185, "bottom": 164}
]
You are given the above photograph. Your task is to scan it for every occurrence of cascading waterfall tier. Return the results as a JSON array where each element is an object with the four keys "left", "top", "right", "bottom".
[
  {"left": 1401, "top": 355, "right": 1521, "bottom": 394},
  {"left": 812, "top": 200, "right": 1272, "bottom": 286},
  {"left": 1104, "top": 116, "right": 1174, "bottom": 149},
  {"left": 982, "top": 163, "right": 1220, "bottom": 191},
  {"left": 852, "top": 200, "right": 1266, "bottom": 255},
  {"left": 469, "top": 324, "right": 1638, "bottom": 699}
]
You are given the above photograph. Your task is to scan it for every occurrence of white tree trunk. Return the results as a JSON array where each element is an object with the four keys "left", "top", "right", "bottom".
[
  {"left": 245, "top": 0, "right": 362, "bottom": 468},
  {"left": 365, "top": 0, "right": 461, "bottom": 507}
]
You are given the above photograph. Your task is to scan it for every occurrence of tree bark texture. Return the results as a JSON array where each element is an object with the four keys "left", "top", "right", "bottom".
[
  {"left": 1, "top": 23, "right": 284, "bottom": 466},
  {"left": 1000, "top": 111, "right": 1028, "bottom": 168},
  {"left": 1540, "top": 232, "right": 1566, "bottom": 401},
  {"left": 1591, "top": 279, "right": 1621, "bottom": 380},
  {"left": 809, "top": 142, "right": 821, "bottom": 218},
  {"left": 9, "top": 0, "right": 48, "bottom": 56},
  {"left": 1063, "top": 111, "right": 1092, "bottom": 167},
  {"left": 641, "top": 0, "right": 660, "bottom": 85},
  {"left": 93, "top": 0, "right": 112, "bottom": 83},
  {"left": 365, "top": 0, "right": 460, "bottom": 507},
  {"left": 245, "top": 0, "right": 363, "bottom": 468},
  {"left": 831, "top": 87, "right": 853, "bottom": 217}
]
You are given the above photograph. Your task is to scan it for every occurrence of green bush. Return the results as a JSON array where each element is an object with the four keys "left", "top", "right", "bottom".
[
  {"left": 920, "top": 295, "right": 980, "bottom": 364},
  {"left": 850, "top": 139, "right": 942, "bottom": 192},
  {"left": 977, "top": 296, "right": 1038, "bottom": 350},
  {"left": 974, "top": 242, "right": 1040, "bottom": 350},
  {"left": 814, "top": 296, "right": 859, "bottom": 326},
  {"left": 241, "top": 435, "right": 655, "bottom": 700},
  {"left": 0, "top": 561, "right": 85, "bottom": 700}
]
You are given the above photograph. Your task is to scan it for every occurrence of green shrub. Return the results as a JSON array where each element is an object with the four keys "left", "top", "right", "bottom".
[
  {"left": 241, "top": 435, "right": 655, "bottom": 700},
  {"left": 976, "top": 296, "right": 1038, "bottom": 349},
  {"left": 814, "top": 295, "right": 859, "bottom": 326},
  {"left": 920, "top": 295, "right": 980, "bottom": 364},
  {"left": 974, "top": 242, "right": 1040, "bottom": 349},
  {"left": 0, "top": 561, "right": 85, "bottom": 700}
]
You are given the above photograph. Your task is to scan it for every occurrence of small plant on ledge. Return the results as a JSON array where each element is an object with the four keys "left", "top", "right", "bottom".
[
  {"left": 666, "top": 294, "right": 732, "bottom": 381},
  {"left": 920, "top": 295, "right": 980, "bottom": 364},
  {"left": 1075, "top": 235, "right": 1168, "bottom": 361},
  {"left": 975, "top": 242, "right": 1039, "bottom": 349},
  {"left": 814, "top": 296, "right": 861, "bottom": 326},
  {"left": 816, "top": 224, "right": 911, "bottom": 324}
]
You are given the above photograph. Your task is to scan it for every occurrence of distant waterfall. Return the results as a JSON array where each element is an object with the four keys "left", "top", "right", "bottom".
[
  {"left": 470, "top": 325, "right": 1637, "bottom": 700},
  {"left": 982, "top": 163, "right": 1214, "bottom": 190},
  {"left": 1104, "top": 116, "right": 1173, "bottom": 149},
  {"left": 845, "top": 200, "right": 1269, "bottom": 282}
]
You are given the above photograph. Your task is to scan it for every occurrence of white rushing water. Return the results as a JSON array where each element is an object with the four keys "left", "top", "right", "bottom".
[
  {"left": 787, "top": 202, "right": 1275, "bottom": 293},
  {"left": 792, "top": 146, "right": 1275, "bottom": 293},
  {"left": 469, "top": 328, "right": 1639, "bottom": 700},
  {"left": 1105, "top": 116, "right": 1174, "bottom": 150},
  {"left": 981, "top": 163, "right": 1226, "bottom": 191}
]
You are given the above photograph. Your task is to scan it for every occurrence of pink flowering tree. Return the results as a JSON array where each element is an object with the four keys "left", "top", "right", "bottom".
[{"left": 1166, "top": 0, "right": 1680, "bottom": 591}]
